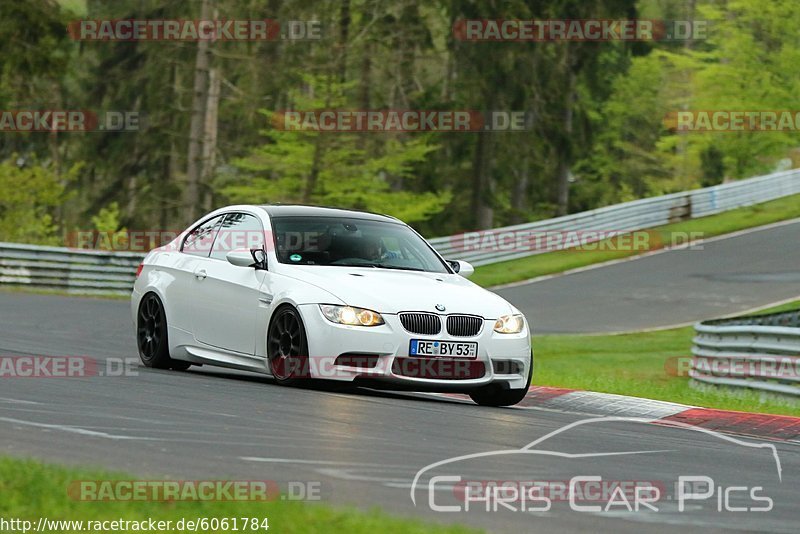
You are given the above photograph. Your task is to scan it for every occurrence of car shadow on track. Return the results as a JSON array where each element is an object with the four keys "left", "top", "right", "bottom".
[{"left": 134, "top": 363, "right": 472, "bottom": 406}]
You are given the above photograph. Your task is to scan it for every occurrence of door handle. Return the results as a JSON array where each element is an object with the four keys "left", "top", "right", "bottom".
[{"left": 194, "top": 269, "right": 207, "bottom": 280}]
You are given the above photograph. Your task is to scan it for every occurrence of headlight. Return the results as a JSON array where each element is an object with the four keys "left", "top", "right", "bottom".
[
  {"left": 493, "top": 314, "right": 524, "bottom": 334},
  {"left": 320, "top": 305, "right": 385, "bottom": 327}
]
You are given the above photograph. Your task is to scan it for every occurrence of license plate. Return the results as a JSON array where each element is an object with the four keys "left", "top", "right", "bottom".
[{"left": 409, "top": 340, "right": 477, "bottom": 358}]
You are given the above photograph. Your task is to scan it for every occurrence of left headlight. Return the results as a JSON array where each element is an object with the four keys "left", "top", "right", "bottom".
[
  {"left": 493, "top": 314, "right": 524, "bottom": 334},
  {"left": 320, "top": 304, "right": 385, "bottom": 327}
]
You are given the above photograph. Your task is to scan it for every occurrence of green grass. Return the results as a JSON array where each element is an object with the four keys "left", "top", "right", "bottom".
[
  {"left": 0, "top": 457, "right": 477, "bottom": 534},
  {"left": 0, "top": 286, "right": 129, "bottom": 300},
  {"left": 471, "top": 192, "right": 800, "bottom": 287},
  {"left": 533, "top": 299, "right": 800, "bottom": 416}
]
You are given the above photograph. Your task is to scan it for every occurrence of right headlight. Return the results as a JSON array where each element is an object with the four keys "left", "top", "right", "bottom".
[
  {"left": 319, "top": 304, "right": 385, "bottom": 327},
  {"left": 493, "top": 314, "right": 524, "bottom": 334}
]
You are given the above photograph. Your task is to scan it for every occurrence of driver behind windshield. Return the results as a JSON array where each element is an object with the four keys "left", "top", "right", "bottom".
[{"left": 358, "top": 236, "right": 398, "bottom": 262}]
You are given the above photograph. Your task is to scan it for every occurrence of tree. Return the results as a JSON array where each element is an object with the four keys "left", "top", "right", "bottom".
[
  {"left": 0, "top": 159, "right": 77, "bottom": 245},
  {"left": 221, "top": 75, "right": 450, "bottom": 223}
]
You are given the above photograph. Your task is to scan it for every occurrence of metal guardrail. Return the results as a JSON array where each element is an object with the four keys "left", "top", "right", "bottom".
[
  {"left": 0, "top": 168, "right": 799, "bottom": 294},
  {"left": 0, "top": 242, "right": 144, "bottom": 296},
  {"left": 691, "top": 309, "right": 800, "bottom": 397},
  {"left": 429, "top": 168, "right": 800, "bottom": 266}
]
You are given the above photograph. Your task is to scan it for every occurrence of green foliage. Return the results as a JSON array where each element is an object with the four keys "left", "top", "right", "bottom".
[
  {"left": 689, "top": 0, "right": 800, "bottom": 179},
  {"left": 0, "top": 160, "right": 74, "bottom": 245},
  {"left": 89, "top": 202, "right": 129, "bottom": 251},
  {"left": 4, "top": 0, "right": 800, "bottom": 238},
  {"left": 223, "top": 76, "right": 450, "bottom": 223},
  {"left": 573, "top": 51, "right": 673, "bottom": 208},
  {"left": 90, "top": 202, "right": 124, "bottom": 233},
  {"left": 575, "top": 0, "right": 800, "bottom": 208}
]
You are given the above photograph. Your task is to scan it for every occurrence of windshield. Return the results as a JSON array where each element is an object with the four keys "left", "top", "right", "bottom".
[{"left": 270, "top": 216, "right": 450, "bottom": 274}]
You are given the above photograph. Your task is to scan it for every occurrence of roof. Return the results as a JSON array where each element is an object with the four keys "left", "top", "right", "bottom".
[{"left": 258, "top": 204, "right": 401, "bottom": 223}]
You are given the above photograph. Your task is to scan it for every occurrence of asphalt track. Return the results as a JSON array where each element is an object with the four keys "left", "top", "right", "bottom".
[
  {"left": 1, "top": 220, "right": 800, "bottom": 532},
  {"left": 497, "top": 219, "right": 800, "bottom": 333}
]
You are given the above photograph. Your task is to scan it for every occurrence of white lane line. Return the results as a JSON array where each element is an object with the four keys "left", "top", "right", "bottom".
[
  {"left": 0, "top": 397, "right": 40, "bottom": 405},
  {"left": 0, "top": 407, "right": 389, "bottom": 443},
  {"left": 240, "top": 457, "right": 367, "bottom": 466},
  {"left": 0, "top": 416, "right": 160, "bottom": 441},
  {"left": 316, "top": 467, "right": 410, "bottom": 484},
  {"left": 549, "top": 293, "right": 800, "bottom": 337},
  {"left": 0, "top": 406, "right": 189, "bottom": 426},
  {"left": 239, "top": 457, "right": 411, "bottom": 468},
  {"left": 491, "top": 216, "right": 800, "bottom": 291}
]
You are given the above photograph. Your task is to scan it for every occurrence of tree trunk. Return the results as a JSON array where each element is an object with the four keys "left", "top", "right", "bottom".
[
  {"left": 675, "top": 0, "right": 697, "bottom": 188},
  {"left": 163, "top": 60, "right": 181, "bottom": 229},
  {"left": 303, "top": 138, "right": 323, "bottom": 203},
  {"left": 556, "top": 65, "right": 576, "bottom": 216},
  {"left": 356, "top": 40, "right": 371, "bottom": 151},
  {"left": 338, "top": 0, "right": 350, "bottom": 82},
  {"left": 510, "top": 156, "right": 529, "bottom": 224},
  {"left": 201, "top": 67, "right": 220, "bottom": 212},
  {"left": 471, "top": 128, "right": 494, "bottom": 229},
  {"left": 184, "top": 0, "right": 212, "bottom": 223},
  {"left": 358, "top": 42, "right": 371, "bottom": 109}
]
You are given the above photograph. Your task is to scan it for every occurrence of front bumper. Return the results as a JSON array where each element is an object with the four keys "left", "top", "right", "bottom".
[{"left": 298, "top": 304, "right": 532, "bottom": 392}]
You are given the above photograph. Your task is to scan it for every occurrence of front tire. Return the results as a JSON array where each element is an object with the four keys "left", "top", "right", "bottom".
[
  {"left": 136, "top": 293, "right": 191, "bottom": 370},
  {"left": 267, "top": 305, "right": 310, "bottom": 386},
  {"left": 469, "top": 356, "right": 532, "bottom": 407}
]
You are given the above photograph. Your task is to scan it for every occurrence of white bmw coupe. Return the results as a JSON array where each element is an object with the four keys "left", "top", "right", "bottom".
[{"left": 131, "top": 205, "right": 532, "bottom": 406}]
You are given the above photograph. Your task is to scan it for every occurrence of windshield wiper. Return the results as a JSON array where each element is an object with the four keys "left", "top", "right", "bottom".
[
  {"left": 332, "top": 261, "right": 425, "bottom": 272},
  {"left": 331, "top": 261, "right": 379, "bottom": 268},
  {"left": 373, "top": 263, "right": 426, "bottom": 272}
]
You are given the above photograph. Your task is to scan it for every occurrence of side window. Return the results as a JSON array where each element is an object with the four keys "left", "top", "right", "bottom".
[
  {"left": 181, "top": 215, "right": 224, "bottom": 257},
  {"left": 209, "top": 213, "right": 266, "bottom": 260}
]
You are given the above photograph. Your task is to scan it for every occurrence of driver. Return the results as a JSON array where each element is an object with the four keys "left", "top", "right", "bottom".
[
  {"left": 358, "top": 236, "right": 400, "bottom": 261},
  {"left": 359, "top": 236, "right": 384, "bottom": 261}
]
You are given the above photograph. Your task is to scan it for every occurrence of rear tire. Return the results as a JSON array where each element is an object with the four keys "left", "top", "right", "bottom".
[
  {"left": 267, "top": 305, "right": 310, "bottom": 386},
  {"left": 469, "top": 356, "right": 533, "bottom": 407},
  {"left": 136, "top": 293, "right": 191, "bottom": 370}
]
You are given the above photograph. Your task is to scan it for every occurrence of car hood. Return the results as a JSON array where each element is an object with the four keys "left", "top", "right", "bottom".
[{"left": 278, "top": 265, "right": 516, "bottom": 318}]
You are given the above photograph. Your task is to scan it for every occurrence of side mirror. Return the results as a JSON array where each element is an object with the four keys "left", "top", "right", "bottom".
[
  {"left": 227, "top": 249, "right": 267, "bottom": 269},
  {"left": 448, "top": 259, "right": 475, "bottom": 278},
  {"left": 227, "top": 249, "right": 255, "bottom": 267}
]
